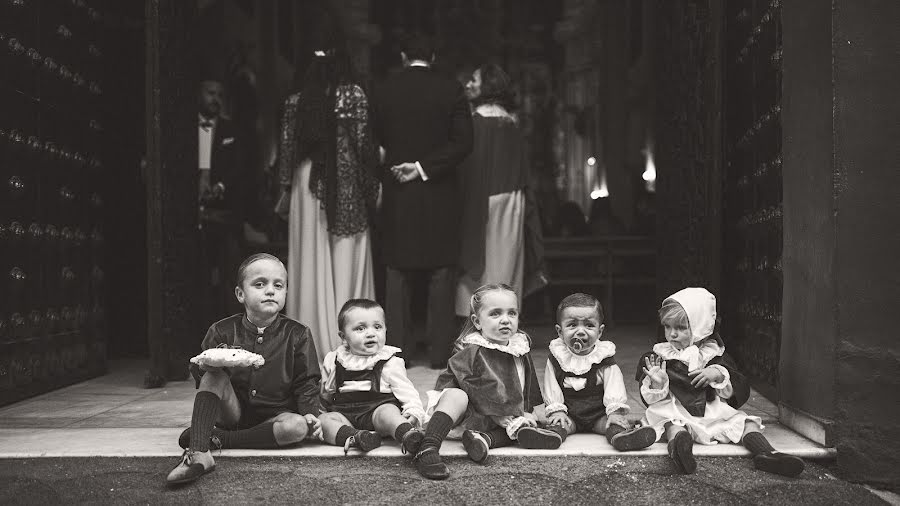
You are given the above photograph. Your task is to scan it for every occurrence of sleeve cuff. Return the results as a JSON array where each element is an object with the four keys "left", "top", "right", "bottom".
[
  {"left": 641, "top": 375, "right": 669, "bottom": 395},
  {"left": 402, "top": 407, "right": 427, "bottom": 425},
  {"left": 707, "top": 365, "right": 732, "bottom": 389},
  {"left": 506, "top": 416, "right": 530, "bottom": 440},
  {"left": 545, "top": 402, "right": 568, "bottom": 415},
  {"left": 605, "top": 403, "right": 631, "bottom": 416},
  {"left": 415, "top": 161, "right": 428, "bottom": 181}
]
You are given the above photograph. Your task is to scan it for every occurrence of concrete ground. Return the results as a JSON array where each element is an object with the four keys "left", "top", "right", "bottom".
[{"left": 1, "top": 324, "right": 891, "bottom": 504}]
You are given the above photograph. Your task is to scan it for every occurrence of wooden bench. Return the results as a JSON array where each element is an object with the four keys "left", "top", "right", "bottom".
[{"left": 540, "top": 235, "right": 656, "bottom": 325}]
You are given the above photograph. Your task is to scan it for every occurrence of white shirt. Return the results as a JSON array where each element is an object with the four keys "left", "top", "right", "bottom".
[{"left": 198, "top": 114, "right": 217, "bottom": 170}]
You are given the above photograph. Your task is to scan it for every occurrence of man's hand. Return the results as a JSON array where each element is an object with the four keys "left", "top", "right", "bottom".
[
  {"left": 304, "top": 414, "right": 323, "bottom": 441},
  {"left": 689, "top": 366, "right": 725, "bottom": 388},
  {"left": 390, "top": 162, "right": 420, "bottom": 184}
]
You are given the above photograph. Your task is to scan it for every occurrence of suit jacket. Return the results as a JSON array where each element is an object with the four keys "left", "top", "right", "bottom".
[
  {"left": 372, "top": 66, "right": 473, "bottom": 269},
  {"left": 201, "top": 116, "right": 245, "bottom": 222}
]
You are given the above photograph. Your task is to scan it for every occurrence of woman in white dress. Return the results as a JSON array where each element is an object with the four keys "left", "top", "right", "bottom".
[{"left": 277, "top": 44, "right": 379, "bottom": 365}]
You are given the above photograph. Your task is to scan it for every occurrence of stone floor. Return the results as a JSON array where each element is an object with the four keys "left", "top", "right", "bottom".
[{"left": 0, "top": 324, "right": 833, "bottom": 460}]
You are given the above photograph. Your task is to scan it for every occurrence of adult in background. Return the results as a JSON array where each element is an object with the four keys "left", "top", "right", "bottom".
[
  {"left": 277, "top": 42, "right": 380, "bottom": 365},
  {"left": 455, "top": 64, "right": 546, "bottom": 318},
  {"left": 373, "top": 34, "right": 474, "bottom": 369},
  {"left": 198, "top": 78, "right": 247, "bottom": 326}
]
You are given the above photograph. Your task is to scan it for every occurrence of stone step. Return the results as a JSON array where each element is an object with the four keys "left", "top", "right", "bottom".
[{"left": 0, "top": 424, "right": 833, "bottom": 459}]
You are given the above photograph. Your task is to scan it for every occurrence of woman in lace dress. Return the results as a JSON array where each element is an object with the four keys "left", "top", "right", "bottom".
[
  {"left": 277, "top": 45, "right": 379, "bottom": 364},
  {"left": 455, "top": 64, "right": 545, "bottom": 317}
]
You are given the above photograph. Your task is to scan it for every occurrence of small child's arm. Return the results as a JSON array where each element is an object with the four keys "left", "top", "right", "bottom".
[
  {"left": 383, "top": 356, "right": 426, "bottom": 426},
  {"left": 542, "top": 359, "right": 568, "bottom": 415},
  {"left": 638, "top": 354, "right": 670, "bottom": 405},
  {"left": 599, "top": 363, "right": 630, "bottom": 415},
  {"left": 291, "top": 326, "right": 322, "bottom": 416}
]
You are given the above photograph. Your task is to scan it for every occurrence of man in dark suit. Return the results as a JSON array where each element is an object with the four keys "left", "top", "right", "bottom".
[
  {"left": 373, "top": 35, "right": 474, "bottom": 370},
  {"left": 197, "top": 79, "right": 245, "bottom": 325}
]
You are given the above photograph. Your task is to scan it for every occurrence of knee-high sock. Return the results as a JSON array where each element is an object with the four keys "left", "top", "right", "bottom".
[
  {"left": 189, "top": 391, "right": 220, "bottom": 452},
  {"left": 394, "top": 422, "right": 413, "bottom": 441},
  {"left": 742, "top": 431, "right": 775, "bottom": 455},
  {"left": 218, "top": 421, "right": 279, "bottom": 449},
  {"left": 486, "top": 427, "right": 514, "bottom": 449},
  {"left": 421, "top": 411, "right": 453, "bottom": 452}
]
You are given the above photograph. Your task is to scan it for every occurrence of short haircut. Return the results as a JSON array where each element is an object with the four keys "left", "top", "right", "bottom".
[
  {"left": 658, "top": 298, "right": 689, "bottom": 329},
  {"left": 556, "top": 293, "right": 604, "bottom": 324},
  {"left": 338, "top": 298, "right": 383, "bottom": 330},
  {"left": 235, "top": 253, "right": 284, "bottom": 287},
  {"left": 401, "top": 33, "right": 435, "bottom": 61}
]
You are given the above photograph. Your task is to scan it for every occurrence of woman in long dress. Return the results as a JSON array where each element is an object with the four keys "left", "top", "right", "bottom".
[
  {"left": 455, "top": 64, "right": 544, "bottom": 316},
  {"left": 277, "top": 46, "right": 379, "bottom": 365}
]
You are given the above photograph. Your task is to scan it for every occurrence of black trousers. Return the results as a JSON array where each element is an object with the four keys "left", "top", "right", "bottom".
[{"left": 385, "top": 266, "right": 456, "bottom": 368}]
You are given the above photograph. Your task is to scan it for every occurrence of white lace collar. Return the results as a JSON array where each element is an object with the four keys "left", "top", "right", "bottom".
[
  {"left": 548, "top": 338, "right": 616, "bottom": 375},
  {"left": 461, "top": 332, "right": 530, "bottom": 357},
  {"left": 335, "top": 344, "right": 401, "bottom": 370},
  {"left": 652, "top": 339, "right": 724, "bottom": 372},
  {"left": 474, "top": 104, "right": 516, "bottom": 122}
]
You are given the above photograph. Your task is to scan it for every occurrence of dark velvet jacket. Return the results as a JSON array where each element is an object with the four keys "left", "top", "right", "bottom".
[
  {"left": 434, "top": 340, "right": 544, "bottom": 432},
  {"left": 635, "top": 334, "right": 750, "bottom": 417},
  {"left": 191, "top": 313, "right": 321, "bottom": 416}
]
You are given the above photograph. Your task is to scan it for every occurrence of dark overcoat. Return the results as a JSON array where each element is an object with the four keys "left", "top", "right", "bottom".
[{"left": 372, "top": 66, "right": 473, "bottom": 269}]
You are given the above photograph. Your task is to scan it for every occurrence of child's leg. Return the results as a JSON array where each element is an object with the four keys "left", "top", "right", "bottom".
[
  {"left": 372, "top": 403, "right": 424, "bottom": 454},
  {"left": 190, "top": 368, "right": 240, "bottom": 452},
  {"left": 372, "top": 403, "right": 411, "bottom": 439},
  {"left": 665, "top": 422, "right": 697, "bottom": 474},
  {"left": 741, "top": 420, "right": 804, "bottom": 477},
  {"left": 167, "top": 369, "right": 238, "bottom": 485},
  {"left": 320, "top": 411, "right": 381, "bottom": 454},
  {"left": 600, "top": 412, "right": 656, "bottom": 452},
  {"left": 416, "top": 388, "right": 468, "bottom": 480}
]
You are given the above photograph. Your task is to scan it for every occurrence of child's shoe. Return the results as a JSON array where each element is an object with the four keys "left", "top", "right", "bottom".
[
  {"left": 414, "top": 447, "right": 450, "bottom": 480},
  {"left": 667, "top": 430, "right": 696, "bottom": 474},
  {"left": 400, "top": 427, "right": 425, "bottom": 455},
  {"left": 753, "top": 451, "right": 805, "bottom": 477},
  {"left": 177, "top": 427, "right": 223, "bottom": 451},
  {"left": 516, "top": 426, "right": 563, "bottom": 449},
  {"left": 343, "top": 430, "right": 381, "bottom": 455},
  {"left": 461, "top": 429, "right": 490, "bottom": 463},
  {"left": 610, "top": 425, "right": 657, "bottom": 452},
  {"left": 166, "top": 449, "right": 215, "bottom": 486}
]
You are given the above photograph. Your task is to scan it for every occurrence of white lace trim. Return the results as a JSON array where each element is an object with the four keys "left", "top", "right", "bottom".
[
  {"left": 548, "top": 338, "right": 616, "bottom": 375},
  {"left": 461, "top": 332, "right": 530, "bottom": 356},
  {"left": 335, "top": 345, "right": 401, "bottom": 370},
  {"left": 474, "top": 104, "right": 516, "bottom": 122},
  {"left": 652, "top": 340, "right": 724, "bottom": 372}
]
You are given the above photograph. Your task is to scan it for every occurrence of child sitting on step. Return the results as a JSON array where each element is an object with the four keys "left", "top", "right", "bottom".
[
  {"left": 542, "top": 293, "right": 657, "bottom": 451},
  {"left": 318, "top": 299, "right": 427, "bottom": 455},
  {"left": 168, "top": 253, "right": 322, "bottom": 486},
  {"left": 637, "top": 287, "right": 805, "bottom": 476},
  {"left": 413, "top": 283, "right": 566, "bottom": 480}
]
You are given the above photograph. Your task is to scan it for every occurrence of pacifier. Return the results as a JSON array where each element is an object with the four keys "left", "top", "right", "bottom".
[{"left": 570, "top": 339, "right": 585, "bottom": 353}]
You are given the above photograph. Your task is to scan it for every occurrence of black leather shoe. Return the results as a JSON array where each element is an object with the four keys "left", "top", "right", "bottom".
[
  {"left": 610, "top": 425, "right": 657, "bottom": 451},
  {"left": 753, "top": 451, "right": 804, "bottom": 477},
  {"left": 667, "top": 430, "right": 696, "bottom": 474},
  {"left": 414, "top": 447, "right": 450, "bottom": 480},
  {"left": 401, "top": 428, "right": 425, "bottom": 455}
]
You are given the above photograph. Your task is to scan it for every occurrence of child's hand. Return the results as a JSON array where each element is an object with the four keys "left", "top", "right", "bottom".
[
  {"left": 522, "top": 412, "right": 539, "bottom": 427},
  {"left": 642, "top": 355, "right": 668, "bottom": 388},
  {"left": 689, "top": 366, "right": 725, "bottom": 388},
  {"left": 548, "top": 412, "right": 573, "bottom": 433},
  {"left": 304, "top": 414, "right": 323, "bottom": 441},
  {"left": 404, "top": 413, "right": 421, "bottom": 428}
]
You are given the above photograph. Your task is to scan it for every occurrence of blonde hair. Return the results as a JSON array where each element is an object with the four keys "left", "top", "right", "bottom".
[
  {"left": 454, "top": 283, "right": 518, "bottom": 350},
  {"left": 659, "top": 298, "right": 689, "bottom": 330}
]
